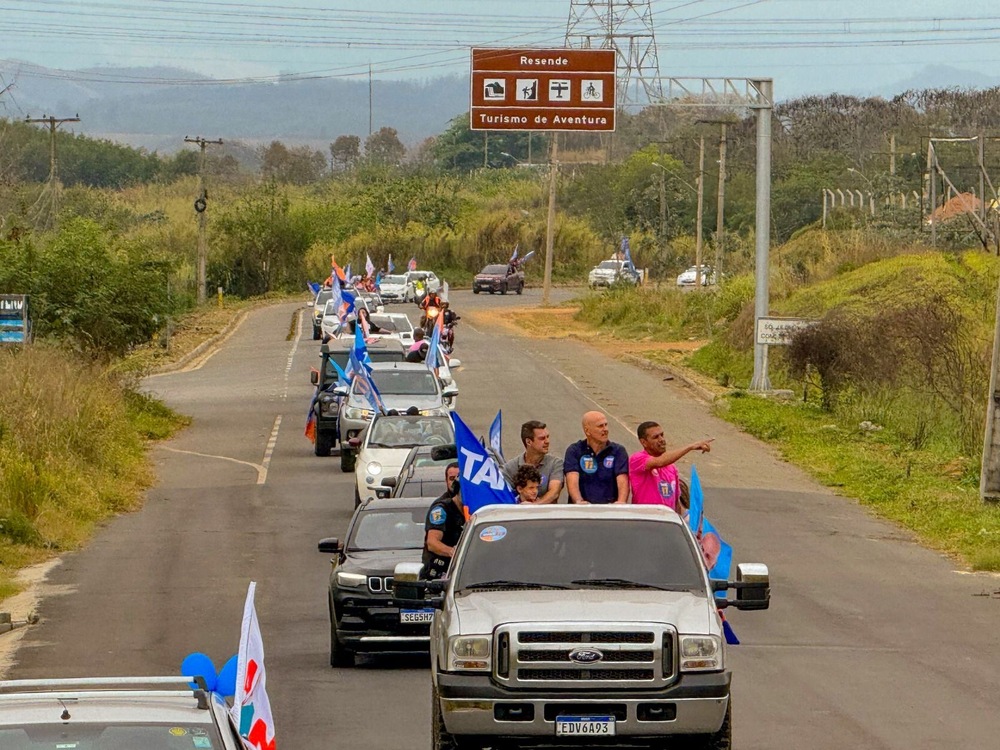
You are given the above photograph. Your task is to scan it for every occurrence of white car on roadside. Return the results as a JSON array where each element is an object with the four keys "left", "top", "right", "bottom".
[
  {"left": 676, "top": 265, "right": 716, "bottom": 287},
  {"left": 353, "top": 413, "right": 455, "bottom": 506}
]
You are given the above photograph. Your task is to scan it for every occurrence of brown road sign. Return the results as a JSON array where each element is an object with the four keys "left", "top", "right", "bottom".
[{"left": 471, "top": 48, "right": 616, "bottom": 132}]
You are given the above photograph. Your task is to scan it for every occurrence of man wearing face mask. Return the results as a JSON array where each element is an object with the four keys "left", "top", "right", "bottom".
[{"left": 421, "top": 462, "right": 465, "bottom": 580}]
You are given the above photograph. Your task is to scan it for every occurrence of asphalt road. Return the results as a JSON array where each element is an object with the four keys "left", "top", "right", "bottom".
[{"left": 5, "top": 285, "right": 1000, "bottom": 749}]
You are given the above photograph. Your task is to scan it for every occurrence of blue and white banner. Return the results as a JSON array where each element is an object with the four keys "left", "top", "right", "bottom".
[
  {"left": 687, "top": 465, "right": 732, "bottom": 583},
  {"left": 488, "top": 410, "right": 504, "bottom": 463},
  {"left": 451, "top": 411, "right": 517, "bottom": 515},
  {"left": 426, "top": 317, "right": 443, "bottom": 373},
  {"left": 509, "top": 245, "right": 519, "bottom": 263},
  {"left": 365, "top": 253, "right": 376, "bottom": 278}
]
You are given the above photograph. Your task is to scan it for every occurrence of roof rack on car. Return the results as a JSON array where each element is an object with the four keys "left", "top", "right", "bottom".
[{"left": 0, "top": 676, "right": 211, "bottom": 709}]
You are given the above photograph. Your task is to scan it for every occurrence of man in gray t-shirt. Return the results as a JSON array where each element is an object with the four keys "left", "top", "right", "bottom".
[{"left": 501, "top": 420, "right": 564, "bottom": 504}]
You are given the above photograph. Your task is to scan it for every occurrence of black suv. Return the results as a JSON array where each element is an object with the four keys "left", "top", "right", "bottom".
[
  {"left": 317, "top": 496, "right": 436, "bottom": 667},
  {"left": 309, "top": 338, "right": 406, "bottom": 457},
  {"left": 473, "top": 263, "right": 524, "bottom": 295}
]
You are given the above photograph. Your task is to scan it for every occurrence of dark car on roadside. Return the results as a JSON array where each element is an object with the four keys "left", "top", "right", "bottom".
[
  {"left": 473, "top": 263, "right": 524, "bottom": 295},
  {"left": 317, "top": 496, "right": 436, "bottom": 667},
  {"left": 309, "top": 338, "right": 406, "bottom": 457}
]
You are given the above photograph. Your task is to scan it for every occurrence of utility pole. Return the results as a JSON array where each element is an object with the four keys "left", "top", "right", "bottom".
[
  {"left": 368, "top": 64, "right": 373, "bottom": 136},
  {"left": 542, "top": 135, "right": 559, "bottom": 307},
  {"left": 25, "top": 114, "right": 80, "bottom": 229},
  {"left": 184, "top": 136, "right": 224, "bottom": 305},
  {"left": 694, "top": 135, "right": 705, "bottom": 290},
  {"left": 982, "top": 268, "right": 1000, "bottom": 502},
  {"left": 715, "top": 123, "right": 728, "bottom": 278}
]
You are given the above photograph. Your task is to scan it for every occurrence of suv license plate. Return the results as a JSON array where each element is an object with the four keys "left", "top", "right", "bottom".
[
  {"left": 555, "top": 716, "right": 616, "bottom": 737},
  {"left": 400, "top": 609, "right": 434, "bottom": 624}
]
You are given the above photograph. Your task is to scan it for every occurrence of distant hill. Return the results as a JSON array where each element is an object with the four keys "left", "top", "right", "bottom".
[
  {"left": 875, "top": 64, "right": 1000, "bottom": 98},
  {"left": 0, "top": 61, "right": 471, "bottom": 153}
]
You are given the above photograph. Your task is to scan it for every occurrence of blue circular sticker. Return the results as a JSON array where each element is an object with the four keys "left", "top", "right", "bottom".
[
  {"left": 580, "top": 455, "right": 597, "bottom": 474},
  {"left": 479, "top": 525, "right": 507, "bottom": 543}
]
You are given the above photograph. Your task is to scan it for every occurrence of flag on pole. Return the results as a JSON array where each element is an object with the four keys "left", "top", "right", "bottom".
[
  {"left": 520, "top": 250, "right": 536, "bottom": 263},
  {"left": 307, "top": 281, "right": 321, "bottom": 296},
  {"left": 345, "top": 263, "right": 352, "bottom": 283},
  {"left": 425, "top": 314, "right": 444, "bottom": 375},
  {"left": 489, "top": 410, "right": 504, "bottom": 463},
  {"left": 687, "top": 466, "right": 733, "bottom": 583},
  {"left": 231, "top": 582, "right": 276, "bottom": 750},
  {"left": 621, "top": 236, "right": 635, "bottom": 270},
  {"left": 407, "top": 256, "right": 417, "bottom": 272},
  {"left": 365, "top": 253, "right": 376, "bottom": 278},
  {"left": 354, "top": 367, "right": 386, "bottom": 415},
  {"left": 451, "top": 411, "right": 517, "bottom": 515},
  {"left": 331, "top": 257, "right": 346, "bottom": 282},
  {"left": 441, "top": 280, "right": 449, "bottom": 303},
  {"left": 509, "top": 245, "right": 519, "bottom": 263},
  {"left": 387, "top": 254, "right": 396, "bottom": 273},
  {"left": 374, "top": 271, "right": 382, "bottom": 289}
]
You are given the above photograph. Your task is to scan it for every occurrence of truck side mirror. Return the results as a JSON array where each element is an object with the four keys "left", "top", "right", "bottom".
[
  {"left": 317, "top": 537, "right": 342, "bottom": 554},
  {"left": 392, "top": 562, "right": 426, "bottom": 602}
]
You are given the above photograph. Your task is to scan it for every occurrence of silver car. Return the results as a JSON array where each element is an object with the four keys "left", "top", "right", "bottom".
[
  {"left": 0, "top": 676, "right": 245, "bottom": 749},
  {"left": 336, "top": 362, "right": 458, "bottom": 473}
]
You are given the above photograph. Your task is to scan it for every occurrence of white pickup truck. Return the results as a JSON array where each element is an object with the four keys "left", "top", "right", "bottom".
[
  {"left": 394, "top": 504, "right": 770, "bottom": 750},
  {"left": 588, "top": 259, "right": 643, "bottom": 288}
]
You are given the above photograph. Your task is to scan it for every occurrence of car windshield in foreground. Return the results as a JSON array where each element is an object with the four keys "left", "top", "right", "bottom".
[
  {"left": 349, "top": 507, "right": 427, "bottom": 550},
  {"left": 383, "top": 275, "right": 407, "bottom": 285},
  {"left": 0, "top": 722, "right": 225, "bottom": 749},
  {"left": 369, "top": 416, "right": 454, "bottom": 448},
  {"left": 597, "top": 260, "right": 621, "bottom": 270},
  {"left": 454, "top": 519, "right": 705, "bottom": 592},
  {"left": 370, "top": 369, "right": 439, "bottom": 396},
  {"left": 481, "top": 265, "right": 507, "bottom": 275}
]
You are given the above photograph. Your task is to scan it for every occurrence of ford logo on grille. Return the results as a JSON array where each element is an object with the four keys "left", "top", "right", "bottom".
[{"left": 568, "top": 648, "right": 604, "bottom": 664}]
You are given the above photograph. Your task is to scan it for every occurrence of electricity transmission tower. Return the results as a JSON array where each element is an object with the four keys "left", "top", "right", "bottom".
[{"left": 565, "top": 0, "right": 662, "bottom": 104}]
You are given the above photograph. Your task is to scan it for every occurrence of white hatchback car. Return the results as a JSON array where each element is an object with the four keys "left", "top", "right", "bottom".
[
  {"left": 0, "top": 676, "right": 244, "bottom": 749},
  {"left": 353, "top": 413, "right": 455, "bottom": 506},
  {"left": 676, "top": 265, "right": 716, "bottom": 287}
]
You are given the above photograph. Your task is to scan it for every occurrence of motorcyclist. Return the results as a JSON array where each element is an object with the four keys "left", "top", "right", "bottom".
[{"left": 420, "top": 288, "right": 444, "bottom": 329}]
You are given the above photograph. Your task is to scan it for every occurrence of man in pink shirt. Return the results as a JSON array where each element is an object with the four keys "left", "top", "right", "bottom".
[{"left": 629, "top": 421, "right": 713, "bottom": 510}]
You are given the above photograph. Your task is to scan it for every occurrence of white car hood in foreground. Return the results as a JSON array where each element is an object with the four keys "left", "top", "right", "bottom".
[{"left": 452, "top": 589, "right": 717, "bottom": 636}]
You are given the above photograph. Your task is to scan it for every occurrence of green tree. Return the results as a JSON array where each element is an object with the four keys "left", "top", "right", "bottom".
[
  {"left": 365, "top": 127, "right": 406, "bottom": 165},
  {"left": 330, "top": 135, "right": 361, "bottom": 171},
  {"left": 260, "top": 141, "right": 327, "bottom": 184}
]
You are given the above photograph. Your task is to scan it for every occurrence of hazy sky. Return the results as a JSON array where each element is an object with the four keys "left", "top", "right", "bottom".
[{"left": 3, "top": 0, "right": 1000, "bottom": 98}]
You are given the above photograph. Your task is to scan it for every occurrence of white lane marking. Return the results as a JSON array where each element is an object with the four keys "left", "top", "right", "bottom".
[
  {"left": 462, "top": 320, "right": 482, "bottom": 335},
  {"left": 283, "top": 309, "right": 304, "bottom": 400},
  {"left": 160, "top": 446, "right": 266, "bottom": 485},
  {"left": 261, "top": 415, "right": 282, "bottom": 482},
  {"left": 553, "top": 369, "right": 633, "bottom": 434}
]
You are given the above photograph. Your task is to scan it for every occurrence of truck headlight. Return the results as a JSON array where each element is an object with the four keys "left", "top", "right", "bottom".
[
  {"left": 319, "top": 395, "right": 338, "bottom": 416},
  {"left": 679, "top": 635, "right": 723, "bottom": 672},
  {"left": 336, "top": 571, "right": 367, "bottom": 588},
  {"left": 366, "top": 461, "right": 382, "bottom": 475},
  {"left": 447, "top": 636, "right": 491, "bottom": 672}
]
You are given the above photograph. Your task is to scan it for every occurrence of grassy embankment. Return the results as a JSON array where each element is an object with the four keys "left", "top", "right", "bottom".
[
  {"left": 566, "top": 232, "right": 1000, "bottom": 571},
  {"left": 0, "top": 347, "right": 189, "bottom": 599}
]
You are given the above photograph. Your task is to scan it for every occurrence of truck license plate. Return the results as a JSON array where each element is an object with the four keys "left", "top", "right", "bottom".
[
  {"left": 399, "top": 609, "right": 434, "bottom": 624},
  {"left": 555, "top": 716, "right": 616, "bottom": 737}
]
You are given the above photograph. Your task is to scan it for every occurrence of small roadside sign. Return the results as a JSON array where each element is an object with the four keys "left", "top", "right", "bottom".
[
  {"left": 755, "top": 316, "right": 817, "bottom": 346},
  {"left": 470, "top": 48, "right": 616, "bottom": 132}
]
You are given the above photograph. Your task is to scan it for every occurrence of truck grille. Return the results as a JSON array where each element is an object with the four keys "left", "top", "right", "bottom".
[{"left": 496, "top": 623, "right": 676, "bottom": 690}]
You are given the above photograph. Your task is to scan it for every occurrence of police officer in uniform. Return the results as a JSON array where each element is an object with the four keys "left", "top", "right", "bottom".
[{"left": 422, "top": 462, "right": 465, "bottom": 580}]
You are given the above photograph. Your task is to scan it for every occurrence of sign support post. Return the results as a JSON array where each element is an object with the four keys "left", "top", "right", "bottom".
[{"left": 543, "top": 135, "right": 559, "bottom": 307}]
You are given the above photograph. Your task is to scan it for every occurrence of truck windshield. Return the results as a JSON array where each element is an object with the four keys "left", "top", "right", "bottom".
[{"left": 454, "top": 520, "right": 705, "bottom": 592}]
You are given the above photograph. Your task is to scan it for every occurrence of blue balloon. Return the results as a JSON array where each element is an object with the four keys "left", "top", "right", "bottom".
[
  {"left": 181, "top": 652, "right": 218, "bottom": 692},
  {"left": 215, "top": 654, "right": 239, "bottom": 698}
]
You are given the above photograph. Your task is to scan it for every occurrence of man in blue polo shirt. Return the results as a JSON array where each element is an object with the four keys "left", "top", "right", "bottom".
[{"left": 564, "top": 411, "right": 629, "bottom": 504}]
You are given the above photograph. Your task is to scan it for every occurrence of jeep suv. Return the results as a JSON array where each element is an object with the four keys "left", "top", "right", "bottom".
[
  {"left": 394, "top": 505, "right": 770, "bottom": 750},
  {"left": 317, "top": 496, "right": 436, "bottom": 667},
  {"left": 309, "top": 339, "right": 406, "bottom": 457}
]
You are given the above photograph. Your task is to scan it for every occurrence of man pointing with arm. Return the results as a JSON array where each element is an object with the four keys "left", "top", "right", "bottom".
[{"left": 629, "top": 421, "right": 713, "bottom": 510}]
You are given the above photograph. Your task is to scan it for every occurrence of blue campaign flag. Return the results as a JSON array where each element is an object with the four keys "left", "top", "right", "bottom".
[
  {"left": 687, "top": 466, "right": 733, "bottom": 582},
  {"left": 489, "top": 410, "right": 504, "bottom": 463},
  {"left": 621, "top": 236, "right": 635, "bottom": 269},
  {"left": 331, "top": 360, "right": 350, "bottom": 388},
  {"left": 451, "top": 411, "right": 517, "bottom": 515},
  {"left": 387, "top": 254, "right": 395, "bottom": 273},
  {"left": 374, "top": 271, "right": 382, "bottom": 288},
  {"left": 341, "top": 286, "right": 356, "bottom": 314},
  {"left": 354, "top": 367, "right": 385, "bottom": 414},
  {"left": 307, "top": 281, "right": 321, "bottom": 296},
  {"left": 509, "top": 245, "right": 519, "bottom": 263},
  {"left": 425, "top": 318, "right": 443, "bottom": 373},
  {"left": 520, "top": 250, "right": 536, "bottom": 263}
]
